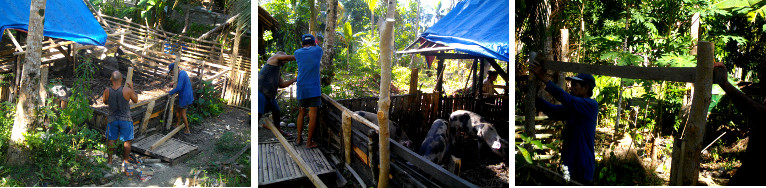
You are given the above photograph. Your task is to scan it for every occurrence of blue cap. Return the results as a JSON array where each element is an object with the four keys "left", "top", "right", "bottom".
[
  {"left": 301, "top": 34, "right": 315, "bottom": 45},
  {"left": 168, "top": 63, "right": 175, "bottom": 74},
  {"left": 565, "top": 73, "right": 596, "bottom": 88}
]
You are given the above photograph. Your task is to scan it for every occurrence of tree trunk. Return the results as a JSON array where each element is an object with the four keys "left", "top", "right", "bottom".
[
  {"left": 320, "top": 0, "right": 339, "bottom": 86},
  {"left": 310, "top": 0, "right": 317, "bottom": 37},
  {"left": 7, "top": 0, "right": 47, "bottom": 165}
]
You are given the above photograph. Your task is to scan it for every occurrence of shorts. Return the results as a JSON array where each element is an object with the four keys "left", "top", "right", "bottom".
[
  {"left": 298, "top": 96, "right": 321, "bottom": 107},
  {"left": 175, "top": 97, "right": 189, "bottom": 109},
  {"left": 258, "top": 92, "right": 280, "bottom": 116},
  {"left": 107, "top": 120, "right": 134, "bottom": 141}
]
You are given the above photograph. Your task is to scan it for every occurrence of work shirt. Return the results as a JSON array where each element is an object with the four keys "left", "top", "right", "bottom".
[
  {"left": 536, "top": 80, "right": 598, "bottom": 182},
  {"left": 294, "top": 46, "right": 323, "bottom": 100},
  {"left": 258, "top": 64, "right": 281, "bottom": 100},
  {"left": 168, "top": 70, "right": 194, "bottom": 107}
]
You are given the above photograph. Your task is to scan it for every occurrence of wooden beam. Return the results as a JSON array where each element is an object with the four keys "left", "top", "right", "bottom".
[
  {"left": 81, "top": 0, "right": 115, "bottom": 32},
  {"left": 150, "top": 124, "right": 184, "bottom": 150},
  {"left": 261, "top": 118, "right": 328, "bottom": 188},
  {"left": 197, "top": 13, "right": 240, "bottom": 40},
  {"left": 377, "top": 15, "right": 395, "bottom": 188},
  {"left": 389, "top": 139, "right": 477, "bottom": 188},
  {"left": 5, "top": 29, "right": 23, "bottom": 52},
  {"left": 321, "top": 94, "right": 380, "bottom": 131},
  {"left": 130, "top": 95, "right": 166, "bottom": 109},
  {"left": 542, "top": 60, "right": 697, "bottom": 83},
  {"left": 395, "top": 46, "right": 455, "bottom": 54},
  {"left": 13, "top": 31, "right": 130, "bottom": 55},
  {"left": 417, "top": 52, "right": 483, "bottom": 59},
  {"left": 486, "top": 58, "right": 509, "bottom": 82}
]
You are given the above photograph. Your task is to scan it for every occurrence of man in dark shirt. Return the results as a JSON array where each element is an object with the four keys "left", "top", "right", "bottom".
[
  {"left": 258, "top": 51, "right": 297, "bottom": 137},
  {"left": 714, "top": 63, "right": 766, "bottom": 185},
  {"left": 103, "top": 71, "right": 139, "bottom": 165},
  {"left": 530, "top": 61, "right": 599, "bottom": 184}
]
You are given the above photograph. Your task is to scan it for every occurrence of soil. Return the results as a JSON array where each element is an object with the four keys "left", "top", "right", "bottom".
[{"left": 103, "top": 105, "right": 251, "bottom": 187}]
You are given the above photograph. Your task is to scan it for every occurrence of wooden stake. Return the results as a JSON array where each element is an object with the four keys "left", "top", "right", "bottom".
[
  {"left": 5, "top": 29, "right": 23, "bottom": 52},
  {"left": 261, "top": 118, "right": 328, "bottom": 188},
  {"left": 669, "top": 41, "right": 714, "bottom": 185},
  {"left": 377, "top": 15, "right": 395, "bottom": 188},
  {"left": 125, "top": 67, "right": 133, "bottom": 87},
  {"left": 150, "top": 123, "right": 185, "bottom": 150},
  {"left": 165, "top": 58, "right": 180, "bottom": 130},
  {"left": 39, "top": 66, "right": 47, "bottom": 102}
]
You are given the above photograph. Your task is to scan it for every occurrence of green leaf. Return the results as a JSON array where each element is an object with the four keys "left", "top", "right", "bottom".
[{"left": 515, "top": 145, "right": 534, "bottom": 164}]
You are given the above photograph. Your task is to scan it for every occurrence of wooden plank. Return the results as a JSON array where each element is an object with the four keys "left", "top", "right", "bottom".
[
  {"left": 322, "top": 94, "right": 380, "bottom": 131},
  {"left": 542, "top": 60, "right": 697, "bottom": 83},
  {"left": 140, "top": 100, "right": 155, "bottom": 134},
  {"left": 389, "top": 139, "right": 477, "bottom": 188},
  {"left": 125, "top": 67, "right": 134, "bottom": 87},
  {"left": 261, "top": 118, "right": 328, "bottom": 188},
  {"left": 150, "top": 124, "right": 185, "bottom": 150}
]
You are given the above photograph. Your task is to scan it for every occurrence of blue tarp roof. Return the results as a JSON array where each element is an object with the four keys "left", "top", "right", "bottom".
[
  {"left": 420, "top": 0, "right": 509, "bottom": 62},
  {"left": 0, "top": 0, "right": 107, "bottom": 46}
]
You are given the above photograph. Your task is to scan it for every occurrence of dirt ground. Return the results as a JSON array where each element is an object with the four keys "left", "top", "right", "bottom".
[{"left": 101, "top": 105, "right": 251, "bottom": 187}]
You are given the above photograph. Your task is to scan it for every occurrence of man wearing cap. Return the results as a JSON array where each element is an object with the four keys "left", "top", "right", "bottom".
[
  {"left": 167, "top": 63, "right": 194, "bottom": 134},
  {"left": 294, "top": 34, "right": 323, "bottom": 148},
  {"left": 530, "top": 61, "right": 599, "bottom": 184},
  {"left": 258, "top": 51, "right": 297, "bottom": 138}
]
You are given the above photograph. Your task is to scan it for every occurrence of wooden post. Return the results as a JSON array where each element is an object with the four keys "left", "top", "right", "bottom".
[
  {"left": 377, "top": 14, "right": 395, "bottom": 188},
  {"left": 141, "top": 100, "right": 156, "bottom": 134},
  {"left": 557, "top": 28, "right": 569, "bottom": 88},
  {"left": 525, "top": 53, "right": 537, "bottom": 144},
  {"left": 669, "top": 41, "right": 714, "bottom": 185},
  {"left": 409, "top": 68, "right": 418, "bottom": 95},
  {"left": 368, "top": 130, "right": 379, "bottom": 186},
  {"left": 125, "top": 67, "right": 133, "bottom": 87},
  {"left": 165, "top": 57, "right": 180, "bottom": 130},
  {"left": 342, "top": 111, "right": 352, "bottom": 164},
  {"left": 434, "top": 58, "right": 445, "bottom": 93},
  {"left": 150, "top": 123, "right": 184, "bottom": 150}
]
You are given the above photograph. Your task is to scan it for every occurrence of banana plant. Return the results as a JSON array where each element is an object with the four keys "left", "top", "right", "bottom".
[
  {"left": 137, "top": 0, "right": 169, "bottom": 28},
  {"left": 715, "top": 0, "right": 766, "bottom": 22}
]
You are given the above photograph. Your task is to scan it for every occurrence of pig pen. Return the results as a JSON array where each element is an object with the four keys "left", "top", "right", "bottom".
[{"left": 317, "top": 93, "right": 509, "bottom": 187}]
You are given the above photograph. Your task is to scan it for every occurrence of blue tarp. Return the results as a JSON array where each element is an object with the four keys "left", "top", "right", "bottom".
[
  {"left": 0, "top": 0, "right": 107, "bottom": 46},
  {"left": 421, "top": 0, "right": 509, "bottom": 62}
]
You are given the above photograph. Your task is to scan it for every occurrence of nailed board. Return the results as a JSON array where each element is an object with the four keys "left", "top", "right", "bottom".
[
  {"left": 258, "top": 141, "right": 335, "bottom": 186},
  {"left": 132, "top": 134, "right": 199, "bottom": 166}
]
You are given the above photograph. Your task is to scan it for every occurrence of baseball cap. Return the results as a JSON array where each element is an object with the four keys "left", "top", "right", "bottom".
[
  {"left": 565, "top": 73, "right": 596, "bottom": 89},
  {"left": 301, "top": 34, "right": 315, "bottom": 45},
  {"left": 168, "top": 63, "right": 175, "bottom": 74}
]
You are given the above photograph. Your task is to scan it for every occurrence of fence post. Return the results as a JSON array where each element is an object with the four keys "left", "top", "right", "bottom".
[
  {"left": 669, "top": 41, "right": 713, "bottom": 185},
  {"left": 342, "top": 111, "right": 352, "bottom": 164},
  {"left": 524, "top": 53, "right": 537, "bottom": 149}
]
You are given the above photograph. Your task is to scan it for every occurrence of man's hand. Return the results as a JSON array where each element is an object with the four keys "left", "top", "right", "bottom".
[
  {"left": 713, "top": 62, "right": 728, "bottom": 85},
  {"left": 529, "top": 61, "right": 550, "bottom": 82}
]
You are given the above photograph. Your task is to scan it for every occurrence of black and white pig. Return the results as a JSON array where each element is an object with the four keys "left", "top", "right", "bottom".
[
  {"left": 449, "top": 110, "right": 508, "bottom": 160},
  {"left": 419, "top": 119, "right": 462, "bottom": 175},
  {"left": 354, "top": 111, "right": 413, "bottom": 149},
  {"left": 49, "top": 85, "right": 72, "bottom": 108}
]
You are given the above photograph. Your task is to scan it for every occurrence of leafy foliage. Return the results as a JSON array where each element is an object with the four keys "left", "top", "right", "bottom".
[{"left": 188, "top": 80, "right": 225, "bottom": 124}]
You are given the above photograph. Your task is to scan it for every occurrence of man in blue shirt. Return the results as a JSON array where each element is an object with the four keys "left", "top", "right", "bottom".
[
  {"left": 294, "top": 34, "right": 323, "bottom": 148},
  {"left": 168, "top": 63, "right": 195, "bottom": 134},
  {"left": 530, "top": 61, "right": 598, "bottom": 184}
]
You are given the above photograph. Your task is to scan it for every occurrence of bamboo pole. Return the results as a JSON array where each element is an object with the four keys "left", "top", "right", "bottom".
[{"left": 5, "top": 30, "right": 23, "bottom": 52}]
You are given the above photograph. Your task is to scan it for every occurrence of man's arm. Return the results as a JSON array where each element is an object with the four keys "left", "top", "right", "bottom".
[
  {"left": 267, "top": 54, "right": 296, "bottom": 65},
  {"left": 543, "top": 80, "right": 597, "bottom": 113},
  {"left": 716, "top": 67, "right": 766, "bottom": 117},
  {"left": 103, "top": 88, "right": 109, "bottom": 104},
  {"left": 536, "top": 96, "right": 568, "bottom": 120},
  {"left": 279, "top": 77, "right": 297, "bottom": 88}
]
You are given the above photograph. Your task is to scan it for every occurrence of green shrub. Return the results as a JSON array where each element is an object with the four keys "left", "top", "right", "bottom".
[{"left": 188, "top": 80, "right": 225, "bottom": 124}]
